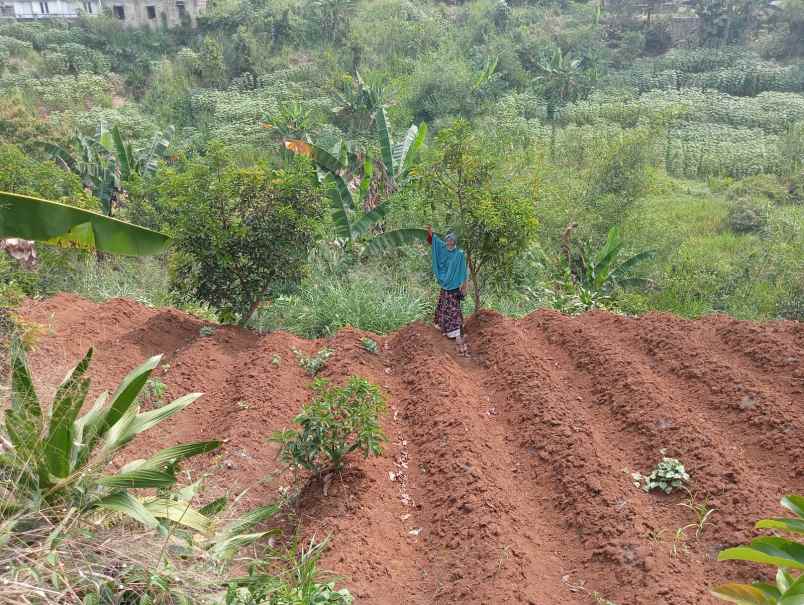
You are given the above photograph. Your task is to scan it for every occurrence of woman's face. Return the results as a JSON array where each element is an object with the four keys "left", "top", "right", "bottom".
[{"left": 446, "top": 238, "right": 456, "bottom": 251}]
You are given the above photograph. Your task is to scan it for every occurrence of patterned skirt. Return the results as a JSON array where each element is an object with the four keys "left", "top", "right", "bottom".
[{"left": 434, "top": 289, "right": 464, "bottom": 338}]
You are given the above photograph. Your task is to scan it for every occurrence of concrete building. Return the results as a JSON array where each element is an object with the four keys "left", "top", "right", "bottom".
[
  {"left": 0, "top": 0, "right": 204, "bottom": 26},
  {"left": 0, "top": 0, "right": 101, "bottom": 19},
  {"left": 109, "top": 0, "right": 206, "bottom": 29}
]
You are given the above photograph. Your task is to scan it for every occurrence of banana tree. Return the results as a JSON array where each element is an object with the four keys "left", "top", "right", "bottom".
[
  {"left": 44, "top": 124, "right": 174, "bottom": 216},
  {"left": 284, "top": 126, "right": 428, "bottom": 255},
  {"left": 578, "top": 226, "right": 655, "bottom": 292},
  {"left": 0, "top": 191, "right": 170, "bottom": 256}
]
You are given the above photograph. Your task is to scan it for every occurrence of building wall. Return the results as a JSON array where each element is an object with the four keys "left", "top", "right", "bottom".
[
  {"left": 0, "top": 0, "right": 202, "bottom": 25},
  {"left": 1, "top": 0, "right": 100, "bottom": 18},
  {"left": 110, "top": 0, "right": 204, "bottom": 28}
]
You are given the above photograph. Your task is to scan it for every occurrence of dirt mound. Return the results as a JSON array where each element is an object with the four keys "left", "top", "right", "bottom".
[{"left": 19, "top": 294, "right": 804, "bottom": 604}]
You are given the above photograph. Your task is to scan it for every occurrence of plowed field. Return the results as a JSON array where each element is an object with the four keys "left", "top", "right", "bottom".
[{"left": 19, "top": 294, "right": 804, "bottom": 604}]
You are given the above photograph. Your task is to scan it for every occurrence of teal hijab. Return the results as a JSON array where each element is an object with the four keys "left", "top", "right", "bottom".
[{"left": 432, "top": 233, "right": 467, "bottom": 291}]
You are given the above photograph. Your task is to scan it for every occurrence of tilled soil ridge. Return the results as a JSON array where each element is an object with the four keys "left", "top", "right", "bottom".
[{"left": 18, "top": 294, "right": 804, "bottom": 605}]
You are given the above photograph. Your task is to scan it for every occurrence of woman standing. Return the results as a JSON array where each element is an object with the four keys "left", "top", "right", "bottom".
[{"left": 427, "top": 225, "right": 469, "bottom": 357}]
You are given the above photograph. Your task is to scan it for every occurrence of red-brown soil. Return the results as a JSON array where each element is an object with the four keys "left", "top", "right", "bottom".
[{"left": 18, "top": 294, "right": 804, "bottom": 605}]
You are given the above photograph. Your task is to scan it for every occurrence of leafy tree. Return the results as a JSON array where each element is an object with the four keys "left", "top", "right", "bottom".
[
  {"left": 168, "top": 149, "right": 326, "bottom": 325},
  {"left": 420, "top": 119, "right": 539, "bottom": 310},
  {"left": 534, "top": 47, "right": 599, "bottom": 122}
]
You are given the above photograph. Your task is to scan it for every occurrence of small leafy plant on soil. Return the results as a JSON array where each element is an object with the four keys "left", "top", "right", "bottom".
[
  {"left": 270, "top": 376, "right": 386, "bottom": 476},
  {"left": 632, "top": 456, "right": 690, "bottom": 494},
  {"left": 360, "top": 337, "right": 379, "bottom": 354},
  {"left": 711, "top": 494, "right": 803, "bottom": 604},
  {"left": 199, "top": 325, "right": 216, "bottom": 337},
  {"left": 293, "top": 347, "right": 334, "bottom": 376}
]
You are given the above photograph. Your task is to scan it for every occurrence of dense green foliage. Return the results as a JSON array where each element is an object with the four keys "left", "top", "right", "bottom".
[
  {"left": 0, "top": 0, "right": 801, "bottom": 326},
  {"left": 166, "top": 150, "right": 326, "bottom": 324}
]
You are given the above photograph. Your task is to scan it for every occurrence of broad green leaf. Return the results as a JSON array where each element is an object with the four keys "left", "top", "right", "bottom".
[
  {"left": 111, "top": 126, "right": 132, "bottom": 181},
  {"left": 92, "top": 492, "right": 158, "bottom": 528},
  {"left": 711, "top": 583, "right": 775, "bottom": 604},
  {"left": 757, "top": 518, "right": 804, "bottom": 535},
  {"left": 73, "top": 391, "right": 108, "bottom": 468},
  {"left": 400, "top": 122, "right": 427, "bottom": 179},
  {"left": 98, "top": 469, "right": 176, "bottom": 489},
  {"left": 363, "top": 228, "right": 429, "bottom": 256},
  {"left": 43, "top": 378, "right": 88, "bottom": 478},
  {"left": 351, "top": 203, "right": 391, "bottom": 238},
  {"left": 780, "top": 596, "right": 804, "bottom": 605},
  {"left": 325, "top": 173, "right": 354, "bottom": 240},
  {"left": 783, "top": 496, "right": 804, "bottom": 520},
  {"left": 754, "top": 581, "right": 783, "bottom": 600},
  {"left": 608, "top": 250, "right": 656, "bottom": 283},
  {"left": 393, "top": 124, "right": 419, "bottom": 179},
  {"left": 118, "top": 393, "right": 203, "bottom": 445},
  {"left": 137, "top": 440, "right": 221, "bottom": 471},
  {"left": 0, "top": 191, "right": 170, "bottom": 256},
  {"left": 43, "top": 349, "right": 93, "bottom": 477},
  {"left": 375, "top": 107, "right": 394, "bottom": 175},
  {"left": 95, "top": 354, "right": 162, "bottom": 443},
  {"left": 5, "top": 408, "right": 40, "bottom": 469},
  {"left": 718, "top": 537, "right": 804, "bottom": 570},
  {"left": 779, "top": 570, "right": 794, "bottom": 593},
  {"left": 142, "top": 498, "right": 213, "bottom": 533}
]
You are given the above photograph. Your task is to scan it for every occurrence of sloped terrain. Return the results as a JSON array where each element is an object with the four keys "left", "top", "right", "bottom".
[{"left": 19, "top": 294, "right": 804, "bottom": 604}]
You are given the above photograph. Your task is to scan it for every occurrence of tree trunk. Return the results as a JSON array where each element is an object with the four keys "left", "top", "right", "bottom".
[{"left": 468, "top": 254, "right": 480, "bottom": 313}]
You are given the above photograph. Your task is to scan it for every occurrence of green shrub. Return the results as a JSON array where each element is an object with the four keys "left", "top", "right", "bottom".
[
  {"left": 270, "top": 377, "right": 386, "bottom": 476},
  {"left": 632, "top": 456, "right": 690, "bottom": 494},
  {"left": 168, "top": 147, "right": 326, "bottom": 325},
  {"left": 727, "top": 199, "right": 769, "bottom": 233},
  {"left": 711, "top": 495, "right": 803, "bottom": 604}
]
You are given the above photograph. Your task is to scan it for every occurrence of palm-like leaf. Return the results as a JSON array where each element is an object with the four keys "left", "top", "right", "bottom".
[
  {"left": 142, "top": 498, "right": 213, "bottom": 533},
  {"left": 363, "top": 228, "right": 428, "bottom": 256},
  {"left": 375, "top": 107, "right": 395, "bottom": 176},
  {"left": 325, "top": 173, "right": 354, "bottom": 240},
  {"left": 92, "top": 492, "right": 159, "bottom": 528},
  {"left": 0, "top": 191, "right": 170, "bottom": 256},
  {"left": 351, "top": 203, "right": 391, "bottom": 238}
]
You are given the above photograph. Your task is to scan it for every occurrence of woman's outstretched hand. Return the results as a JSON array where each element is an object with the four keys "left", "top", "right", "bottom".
[{"left": 427, "top": 225, "right": 433, "bottom": 237}]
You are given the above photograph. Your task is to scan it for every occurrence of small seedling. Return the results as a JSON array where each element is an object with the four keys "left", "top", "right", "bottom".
[
  {"left": 678, "top": 489, "right": 716, "bottom": 538},
  {"left": 271, "top": 354, "right": 282, "bottom": 366},
  {"left": 199, "top": 325, "right": 216, "bottom": 337},
  {"left": 360, "top": 337, "right": 379, "bottom": 354},
  {"left": 632, "top": 455, "right": 690, "bottom": 494},
  {"left": 293, "top": 347, "right": 334, "bottom": 376},
  {"left": 670, "top": 526, "right": 690, "bottom": 558},
  {"left": 236, "top": 400, "right": 251, "bottom": 410}
]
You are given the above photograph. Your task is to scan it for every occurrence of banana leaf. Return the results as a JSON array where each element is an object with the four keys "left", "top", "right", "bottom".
[
  {"left": 0, "top": 191, "right": 170, "bottom": 256},
  {"left": 351, "top": 203, "right": 391, "bottom": 238},
  {"left": 363, "top": 228, "right": 429, "bottom": 256},
  {"left": 375, "top": 107, "right": 395, "bottom": 176},
  {"left": 324, "top": 173, "right": 354, "bottom": 240},
  {"left": 399, "top": 123, "right": 427, "bottom": 179}
]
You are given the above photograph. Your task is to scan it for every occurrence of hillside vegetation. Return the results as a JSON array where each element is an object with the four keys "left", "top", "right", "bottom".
[{"left": 0, "top": 0, "right": 803, "bottom": 603}]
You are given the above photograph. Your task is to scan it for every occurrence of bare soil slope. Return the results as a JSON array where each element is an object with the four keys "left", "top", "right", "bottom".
[{"left": 19, "top": 294, "right": 804, "bottom": 605}]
